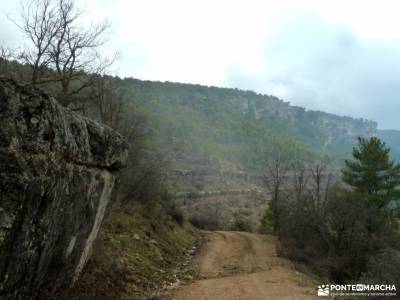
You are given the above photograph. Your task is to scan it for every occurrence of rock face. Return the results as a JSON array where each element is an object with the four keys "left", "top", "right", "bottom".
[
  {"left": 247, "top": 97, "right": 378, "bottom": 146},
  {"left": 0, "top": 78, "right": 128, "bottom": 299}
]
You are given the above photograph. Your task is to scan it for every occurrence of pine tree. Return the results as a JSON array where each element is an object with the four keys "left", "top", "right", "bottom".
[{"left": 342, "top": 136, "right": 400, "bottom": 213}]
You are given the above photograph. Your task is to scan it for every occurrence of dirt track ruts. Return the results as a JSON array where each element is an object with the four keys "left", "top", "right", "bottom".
[{"left": 173, "top": 231, "right": 320, "bottom": 300}]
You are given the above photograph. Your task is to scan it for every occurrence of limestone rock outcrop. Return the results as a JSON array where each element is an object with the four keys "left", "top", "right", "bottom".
[{"left": 0, "top": 78, "right": 128, "bottom": 299}]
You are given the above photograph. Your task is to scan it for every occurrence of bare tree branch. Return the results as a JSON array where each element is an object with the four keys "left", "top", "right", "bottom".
[
  {"left": 13, "top": 0, "right": 114, "bottom": 106},
  {"left": 264, "top": 155, "right": 289, "bottom": 232},
  {"left": 12, "top": 0, "right": 60, "bottom": 84}
]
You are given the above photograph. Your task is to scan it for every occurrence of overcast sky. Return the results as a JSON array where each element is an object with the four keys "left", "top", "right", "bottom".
[{"left": 2, "top": 0, "right": 400, "bottom": 129}]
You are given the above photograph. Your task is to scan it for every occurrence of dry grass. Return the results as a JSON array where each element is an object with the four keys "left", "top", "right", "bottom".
[{"left": 43, "top": 203, "right": 200, "bottom": 300}]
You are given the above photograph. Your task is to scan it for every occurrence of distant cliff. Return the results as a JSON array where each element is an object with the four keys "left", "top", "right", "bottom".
[
  {"left": 0, "top": 78, "right": 128, "bottom": 299},
  {"left": 120, "top": 78, "right": 377, "bottom": 166},
  {"left": 227, "top": 91, "right": 377, "bottom": 150}
]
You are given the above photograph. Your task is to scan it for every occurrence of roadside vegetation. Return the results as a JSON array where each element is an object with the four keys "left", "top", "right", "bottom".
[
  {"left": 43, "top": 201, "right": 199, "bottom": 300},
  {"left": 260, "top": 137, "right": 400, "bottom": 285}
]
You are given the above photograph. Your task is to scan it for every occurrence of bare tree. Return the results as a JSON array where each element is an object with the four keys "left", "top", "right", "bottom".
[
  {"left": 119, "top": 110, "right": 147, "bottom": 145},
  {"left": 48, "top": 0, "right": 113, "bottom": 103},
  {"left": 90, "top": 77, "right": 125, "bottom": 130},
  {"left": 308, "top": 160, "right": 333, "bottom": 215},
  {"left": 290, "top": 161, "right": 309, "bottom": 202},
  {"left": 13, "top": 0, "right": 113, "bottom": 105},
  {"left": 0, "top": 45, "right": 14, "bottom": 75},
  {"left": 0, "top": 46, "right": 13, "bottom": 62},
  {"left": 13, "top": 0, "right": 60, "bottom": 84},
  {"left": 264, "top": 155, "right": 289, "bottom": 232}
]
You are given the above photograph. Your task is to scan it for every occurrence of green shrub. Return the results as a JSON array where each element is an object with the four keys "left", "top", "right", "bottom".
[{"left": 259, "top": 208, "right": 274, "bottom": 234}]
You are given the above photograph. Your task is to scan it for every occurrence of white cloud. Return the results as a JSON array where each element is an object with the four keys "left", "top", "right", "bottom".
[{"left": 1, "top": 0, "right": 400, "bottom": 128}]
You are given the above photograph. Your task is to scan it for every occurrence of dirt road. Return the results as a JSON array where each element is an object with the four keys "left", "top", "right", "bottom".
[{"left": 173, "top": 231, "right": 319, "bottom": 300}]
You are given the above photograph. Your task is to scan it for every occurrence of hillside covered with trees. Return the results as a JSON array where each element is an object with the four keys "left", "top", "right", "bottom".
[{"left": 117, "top": 78, "right": 378, "bottom": 172}]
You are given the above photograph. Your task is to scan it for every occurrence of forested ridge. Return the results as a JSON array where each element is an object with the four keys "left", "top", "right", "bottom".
[
  {"left": 0, "top": 55, "right": 386, "bottom": 171},
  {"left": 115, "top": 77, "right": 379, "bottom": 170}
]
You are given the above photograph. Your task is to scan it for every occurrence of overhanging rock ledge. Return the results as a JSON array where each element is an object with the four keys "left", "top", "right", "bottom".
[{"left": 0, "top": 77, "right": 128, "bottom": 300}]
